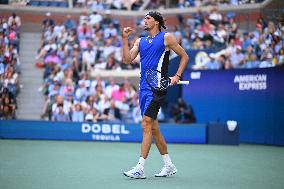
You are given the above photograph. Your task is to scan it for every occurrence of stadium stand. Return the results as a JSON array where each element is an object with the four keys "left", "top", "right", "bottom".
[
  {"left": 26, "top": 0, "right": 282, "bottom": 123},
  {"left": 0, "top": 0, "right": 283, "bottom": 123},
  {"left": 0, "top": 13, "right": 22, "bottom": 120},
  {"left": 27, "top": 0, "right": 68, "bottom": 8}
]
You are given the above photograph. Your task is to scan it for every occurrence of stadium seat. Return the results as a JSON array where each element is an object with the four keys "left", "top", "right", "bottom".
[
  {"left": 39, "top": 1, "right": 49, "bottom": 6},
  {"left": 58, "top": 2, "right": 68, "bottom": 7},
  {"left": 29, "top": 1, "right": 40, "bottom": 6},
  {"left": 49, "top": 1, "right": 59, "bottom": 7}
]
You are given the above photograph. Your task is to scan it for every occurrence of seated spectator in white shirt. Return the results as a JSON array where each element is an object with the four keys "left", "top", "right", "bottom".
[
  {"left": 82, "top": 43, "right": 96, "bottom": 71},
  {"left": 89, "top": 11, "right": 103, "bottom": 26},
  {"left": 75, "top": 81, "right": 89, "bottom": 101},
  {"left": 52, "top": 95, "right": 70, "bottom": 115},
  {"left": 102, "top": 38, "right": 116, "bottom": 61},
  {"left": 230, "top": 46, "right": 245, "bottom": 68},
  {"left": 104, "top": 23, "right": 118, "bottom": 39},
  {"left": 209, "top": 7, "right": 222, "bottom": 25}
]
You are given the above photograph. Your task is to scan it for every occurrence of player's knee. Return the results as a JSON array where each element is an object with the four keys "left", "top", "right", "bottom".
[{"left": 141, "top": 118, "right": 152, "bottom": 132}]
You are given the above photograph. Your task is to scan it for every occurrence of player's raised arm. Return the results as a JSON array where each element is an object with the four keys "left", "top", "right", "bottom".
[
  {"left": 165, "top": 33, "right": 189, "bottom": 85},
  {"left": 122, "top": 27, "right": 140, "bottom": 64}
]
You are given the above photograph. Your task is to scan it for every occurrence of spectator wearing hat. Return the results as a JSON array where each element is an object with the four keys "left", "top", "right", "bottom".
[
  {"left": 205, "top": 53, "right": 220, "bottom": 70},
  {"left": 230, "top": 46, "right": 245, "bottom": 68},
  {"left": 42, "top": 12, "right": 55, "bottom": 31}
]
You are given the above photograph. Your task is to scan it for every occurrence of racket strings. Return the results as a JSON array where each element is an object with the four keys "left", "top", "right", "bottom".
[{"left": 146, "top": 70, "right": 169, "bottom": 91}]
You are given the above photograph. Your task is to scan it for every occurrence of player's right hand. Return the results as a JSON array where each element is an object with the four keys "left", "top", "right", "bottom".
[{"left": 122, "top": 27, "right": 133, "bottom": 38}]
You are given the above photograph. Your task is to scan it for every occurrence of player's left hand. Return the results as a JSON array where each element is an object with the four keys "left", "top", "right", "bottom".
[{"left": 170, "top": 75, "right": 180, "bottom": 86}]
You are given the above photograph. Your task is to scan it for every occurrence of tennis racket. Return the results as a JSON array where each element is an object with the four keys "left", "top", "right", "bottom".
[{"left": 145, "top": 69, "right": 189, "bottom": 92}]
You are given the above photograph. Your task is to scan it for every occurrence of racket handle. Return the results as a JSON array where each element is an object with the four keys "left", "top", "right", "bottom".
[{"left": 178, "top": 80, "right": 189, "bottom": 85}]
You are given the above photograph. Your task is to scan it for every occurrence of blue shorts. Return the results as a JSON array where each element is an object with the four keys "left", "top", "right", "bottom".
[{"left": 139, "top": 89, "right": 166, "bottom": 120}]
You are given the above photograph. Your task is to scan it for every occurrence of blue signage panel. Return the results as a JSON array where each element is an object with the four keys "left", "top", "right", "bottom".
[
  {"left": 0, "top": 120, "right": 206, "bottom": 144},
  {"left": 182, "top": 67, "right": 284, "bottom": 145}
]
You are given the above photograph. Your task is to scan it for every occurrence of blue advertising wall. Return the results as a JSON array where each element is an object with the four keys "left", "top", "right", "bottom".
[
  {"left": 182, "top": 66, "right": 284, "bottom": 145},
  {"left": 0, "top": 120, "right": 207, "bottom": 144},
  {"left": 167, "top": 49, "right": 215, "bottom": 105}
]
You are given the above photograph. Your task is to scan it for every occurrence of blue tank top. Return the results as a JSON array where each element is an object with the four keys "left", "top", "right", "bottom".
[{"left": 139, "top": 32, "right": 170, "bottom": 90}]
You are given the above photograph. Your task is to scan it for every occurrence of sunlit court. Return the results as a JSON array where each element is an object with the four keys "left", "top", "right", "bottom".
[{"left": 1, "top": 140, "right": 284, "bottom": 189}]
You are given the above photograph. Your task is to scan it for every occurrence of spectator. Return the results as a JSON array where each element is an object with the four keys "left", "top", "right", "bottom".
[
  {"left": 230, "top": 46, "right": 245, "bottom": 68},
  {"left": 209, "top": 7, "right": 222, "bottom": 26},
  {"left": 104, "top": 23, "right": 118, "bottom": 39},
  {"left": 82, "top": 43, "right": 96, "bottom": 71},
  {"left": 105, "top": 55, "right": 120, "bottom": 70},
  {"left": 111, "top": 83, "right": 127, "bottom": 102},
  {"left": 103, "top": 100, "right": 121, "bottom": 122},
  {"left": 89, "top": 11, "right": 103, "bottom": 26},
  {"left": 171, "top": 98, "right": 196, "bottom": 124},
  {"left": 42, "top": 12, "right": 55, "bottom": 30},
  {"left": 8, "top": 13, "right": 21, "bottom": 29},
  {"left": 52, "top": 104, "right": 70, "bottom": 121},
  {"left": 72, "top": 102, "right": 84, "bottom": 122},
  {"left": 205, "top": 53, "right": 220, "bottom": 69},
  {"left": 244, "top": 54, "right": 260, "bottom": 69},
  {"left": 63, "top": 15, "right": 77, "bottom": 31}
]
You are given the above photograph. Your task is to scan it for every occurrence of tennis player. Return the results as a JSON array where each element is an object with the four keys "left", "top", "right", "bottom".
[{"left": 122, "top": 11, "right": 189, "bottom": 179}]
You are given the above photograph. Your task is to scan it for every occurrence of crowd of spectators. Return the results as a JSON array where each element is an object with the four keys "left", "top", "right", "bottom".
[
  {"left": 74, "top": 0, "right": 266, "bottom": 10},
  {"left": 133, "top": 7, "right": 284, "bottom": 70},
  {"left": 0, "top": 13, "right": 21, "bottom": 120},
  {"left": 75, "top": 0, "right": 143, "bottom": 10},
  {"left": 180, "top": 9, "right": 284, "bottom": 70},
  {"left": 38, "top": 12, "right": 145, "bottom": 122},
  {"left": 177, "top": 0, "right": 265, "bottom": 8},
  {"left": 37, "top": 8, "right": 283, "bottom": 123}
]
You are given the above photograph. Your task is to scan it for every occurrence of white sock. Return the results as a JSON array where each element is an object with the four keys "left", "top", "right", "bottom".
[
  {"left": 137, "top": 157, "right": 145, "bottom": 169},
  {"left": 162, "top": 154, "right": 173, "bottom": 166}
]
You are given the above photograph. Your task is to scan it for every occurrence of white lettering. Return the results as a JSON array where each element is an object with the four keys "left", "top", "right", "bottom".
[
  {"left": 234, "top": 74, "right": 267, "bottom": 91},
  {"left": 92, "top": 124, "right": 101, "bottom": 133},
  {"left": 121, "top": 125, "right": 130, "bottom": 134},
  {"left": 190, "top": 72, "right": 201, "bottom": 79},
  {"left": 82, "top": 124, "right": 130, "bottom": 135},
  {"left": 82, "top": 123, "right": 91, "bottom": 133},
  {"left": 92, "top": 134, "right": 121, "bottom": 141},
  {"left": 102, "top": 124, "right": 111, "bottom": 134},
  {"left": 112, "top": 124, "right": 120, "bottom": 134}
]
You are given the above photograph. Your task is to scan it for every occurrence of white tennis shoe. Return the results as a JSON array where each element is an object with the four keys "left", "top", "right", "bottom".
[
  {"left": 155, "top": 164, "right": 177, "bottom": 177},
  {"left": 123, "top": 166, "right": 146, "bottom": 179}
]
